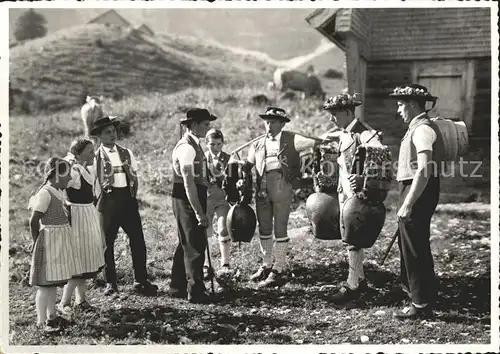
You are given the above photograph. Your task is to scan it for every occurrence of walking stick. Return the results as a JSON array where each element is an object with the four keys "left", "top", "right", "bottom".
[
  {"left": 231, "top": 132, "right": 323, "bottom": 155},
  {"left": 231, "top": 134, "right": 265, "bottom": 155},
  {"left": 378, "top": 228, "right": 400, "bottom": 266},
  {"left": 204, "top": 227, "right": 215, "bottom": 295}
]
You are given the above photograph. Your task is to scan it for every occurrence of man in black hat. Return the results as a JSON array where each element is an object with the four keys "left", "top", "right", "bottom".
[
  {"left": 389, "top": 84, "right": 445, "bottom": 319},
  {"left": 169, "top": 108, "right": 216, "bottom": 303},
  {"left": 238, "top": 107, "right": 319, "bottom": 288},
  {"left": 91, "top": 116, "right": 158, "bottom": 297}
]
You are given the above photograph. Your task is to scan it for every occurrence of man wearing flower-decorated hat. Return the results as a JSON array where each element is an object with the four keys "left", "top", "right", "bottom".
[
  {"left": 237, "top": 107, "right": 320, "bottom": 288},
  {"left": 320, "top": 92, "right": 387, "bottom": 306},
  {"left": 389, "top": 84, "right": 445, "bottom": 319}
]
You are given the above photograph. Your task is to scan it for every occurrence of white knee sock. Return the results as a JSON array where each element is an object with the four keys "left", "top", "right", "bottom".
[
  {"left": 347, "top": 249, "right": 364, "bottom": 289},
  {"left": 204, "top": 247, "right": 211, "bottom": 268},
  {"left": 274, "top": 239, "right": 289, "bottom": 273},
  {"left": 75, "top": 279, "right": 87, "bottom": 305},
  {"left": 60, "top": 279, "right": 78, "bottom": 306},
  {"left": 35, "top": 288, "right": 49, "bottom": 325},
  {"left": 259, "top": 236, "right": 274, "bottom": 267},
  {"left": 219, "top": 234, "right": 231, "bottom": 267},
  {"left": 359, "top": 249, "right": 365, "bottom": 281},
  {"left": 46, "top": 287, "right": 57, "bottom": 320}
]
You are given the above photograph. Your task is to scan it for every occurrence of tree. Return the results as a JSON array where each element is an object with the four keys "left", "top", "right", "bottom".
[{"left": 14, "top": 9, "right": 48, "bottom": 42}]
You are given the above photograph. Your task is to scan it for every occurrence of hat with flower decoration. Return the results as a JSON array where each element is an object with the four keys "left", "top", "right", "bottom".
[
  {"left": 388, "top": 84, "right": 438, "bottom": 102},
  {"left": 258, "top": 107, "right": 290, "bottom": 122},
  {"left": 323, "top": 92, "right": 362, "bottom": 111}
]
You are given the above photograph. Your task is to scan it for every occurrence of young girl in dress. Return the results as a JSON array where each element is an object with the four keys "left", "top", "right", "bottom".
[
  {"left": 29, "top": 157, "right": 80, "bottom": 329},
  {"left": 58, "top": 138, "right": 105, "bottom": 313}
]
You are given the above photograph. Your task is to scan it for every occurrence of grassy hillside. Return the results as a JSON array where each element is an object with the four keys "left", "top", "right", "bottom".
[
  {"left": 9, "top": 8, "right": 323, "bottom": 60},
  {"left": 8, "top": 86, "right": 492, "bottom": 345},
  {"left": 9, "top": 24, "right": 274, "bottom": 114}
]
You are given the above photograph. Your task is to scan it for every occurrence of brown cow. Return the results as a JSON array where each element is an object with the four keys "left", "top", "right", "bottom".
[{"left": 268, "top": 66, "right": 325, "bottom": 100}]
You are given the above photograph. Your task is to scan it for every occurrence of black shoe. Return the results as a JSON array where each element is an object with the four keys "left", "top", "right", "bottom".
[
  {"left": 216, "top": 264, "right": 236, "bottom": 288},
  {"left": 358, "top": 279, "right": 369, "bottom": 292},
  {"left": 167, "top": 287, "right": 187, "bottom": 299},
  {"left": 330, "top": 284, "right": 363, "bottom": 304},
  {"left": 250, "top": 265, "right": 272, "bottom": 282},
  {"left": 103, "top": 283, "right": 118, "bottom": 296},
  {"left": 188, "top": 292, "right": 211, "bottom": 304},
  {"left": 257, "top": 269, "right": 286, "bottom": 288},
  {"left": 74, "top": 301, "right": 95, "bottom": 313},
  {"left": 133, "top": 281, "right": 158, "bottom": 296},
  {"left": 45, "top": 316, "right": 69, "bottom": 332},
  {"left": 394, "top": 304, "right": 433, "bottom": 320}
]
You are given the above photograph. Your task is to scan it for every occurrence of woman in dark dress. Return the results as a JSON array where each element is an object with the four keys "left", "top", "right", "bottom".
[{"left": 59, "top": 138, "right": 105, "bottom": 313}]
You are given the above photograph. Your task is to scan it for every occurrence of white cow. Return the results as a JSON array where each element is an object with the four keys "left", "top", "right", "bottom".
[{"left": 81, "top": 96, "right": 104, "bottom": 137}]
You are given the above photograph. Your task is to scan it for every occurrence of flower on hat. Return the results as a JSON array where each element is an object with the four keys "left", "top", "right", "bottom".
[
  {"left": 323, "top": 92, "right": 362, "bottom": 111},
  {"left": 265, "top": 107, "right": 288, "bottom": 118},
  {"left": 391, "top": 85, "right": 432, "bottom": 98}
]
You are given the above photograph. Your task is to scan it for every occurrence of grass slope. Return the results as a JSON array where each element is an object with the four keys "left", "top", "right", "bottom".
[
  {"left": 9, "top": 86, "right": 492, "bottom": 345},
  {"left": 9, "top": 24, "right": 274, "bottom": 114}
]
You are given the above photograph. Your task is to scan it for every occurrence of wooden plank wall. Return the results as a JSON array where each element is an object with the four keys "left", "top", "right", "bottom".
[
  {"left": 367, "top": 8, "right": 491, "bottom": 61},
  {"left": 350, "top": 9, "right": 371, "bottom": 59},
  {"left": 364, "top": 58, "right": 491, "bottom": 139},
  {"left": 363, "top": 61, "right": 413, "bottom": 139},
  {"left": 472, "top": 58, "right": 492, "bottom": 138}
]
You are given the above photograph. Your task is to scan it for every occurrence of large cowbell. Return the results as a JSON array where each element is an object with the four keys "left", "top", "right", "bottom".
[
  {"left": 306, "top": 192, "right": 341, "bottom": 240},
  {"left": 341, "top": 196, "right": 385, "bottom": 249},
  {"left": 223, "top": 160, "right": 256, "bottom": 243},
  {"left": 306, "top": 130, "right": 341, "bottom": 241},
  {"left": 226, "top": 203, "right": 257, "bottom": 243}
]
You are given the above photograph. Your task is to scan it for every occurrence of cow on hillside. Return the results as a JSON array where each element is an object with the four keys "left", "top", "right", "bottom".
[
  {"left": 81, "top": 95, "right": 104, "bottom": 137},
  {"left": 267, "top": 65, "right": 325, "bottom": 100}
]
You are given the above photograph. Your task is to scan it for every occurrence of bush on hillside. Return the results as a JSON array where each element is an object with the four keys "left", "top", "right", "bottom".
[
  {"left": 94, "top": 38, "right": 104, "bottom": 48},
  {"left": 323, "top": 68, "right": 343, "bottom": 79},
  {"left": 14, "top": 9, "right": 48, "bottom": 42},
  {"left": 112, "top": 88, "right": 125, "bottom": 102}
]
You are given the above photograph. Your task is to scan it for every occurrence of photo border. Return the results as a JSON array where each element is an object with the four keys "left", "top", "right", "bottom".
[{"left": 1, "top": 1, "right": 498, "bottom": 353}]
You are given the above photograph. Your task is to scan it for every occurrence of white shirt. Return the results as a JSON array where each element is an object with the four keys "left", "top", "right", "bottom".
[
  {"left": 265, "top": 131, "right": 282, "bottom": 171},
  {"left": 67, "top": 163, "right": 99, "bottom": 198},
  {"left": 210, "top": 151, "right": 221, "bottom": 163},
  {"left": 101, "top": 145, "right": 138, "bottom": 188},
  {"left": 408, "top": 112, "right": 437, "bottom": 153},
  {"left": 28, "top": 185, "right": 67, "bottom": 213},
  {"left": 173, "top": 132, "right": 199, "bottom": 168},
  {"left": 413, "top": 125, "right": 437, "bottom": 153}
]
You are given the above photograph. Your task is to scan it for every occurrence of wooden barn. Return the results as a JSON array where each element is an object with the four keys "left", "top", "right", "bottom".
[
  {"left": 306, "top": 8, "right": 492, "bottom": 141},
  {"left": 136, "top": 24, "right": 155, "bottom": 37},
  {"left": 88, "top": 9, "right": 132, "bottom": 28}
]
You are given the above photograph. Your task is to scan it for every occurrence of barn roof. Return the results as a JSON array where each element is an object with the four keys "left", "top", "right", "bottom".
[
  {"left": 87, "top": 9, "right": 132, "bottom": 27},
  {"left": 306, "top": 8, "right": 492, "bottom": 61},
  {"left": 136, "top": 23, "right": 155, "bottom": 34}
]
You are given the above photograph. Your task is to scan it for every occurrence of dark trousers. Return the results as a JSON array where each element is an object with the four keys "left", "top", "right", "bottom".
[
  {"left": 98, "top": 188, "right": 147, "bottom": 286},
  {"left": 398, "top": 176, "right": 440, "bottom": 306},
  {"left": 170, "top": 183, "right": 208, "bottom": 296}
]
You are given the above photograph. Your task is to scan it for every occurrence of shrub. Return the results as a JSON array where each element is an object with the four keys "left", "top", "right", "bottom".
[
  {"left": 323, "top": 68, "right": 343, "bottom": 79},
  {"left": 13, "top": 9, "right": 48, "bottom": 41},
  {"left": 112, "top": 88, "right": 124, "bottom": 102},
  {"left": 94, "top": 38, "right": 104, "bottom": 48}
]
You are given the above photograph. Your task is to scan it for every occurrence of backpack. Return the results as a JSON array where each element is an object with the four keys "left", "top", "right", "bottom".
[{"left": 431, "top": 117, "right": 469, "bottom": 161}]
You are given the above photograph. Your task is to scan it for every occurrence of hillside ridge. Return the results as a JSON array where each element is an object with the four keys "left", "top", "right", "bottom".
[{"left": 9, "top": 23, "right": 275, "bottom": 114}]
